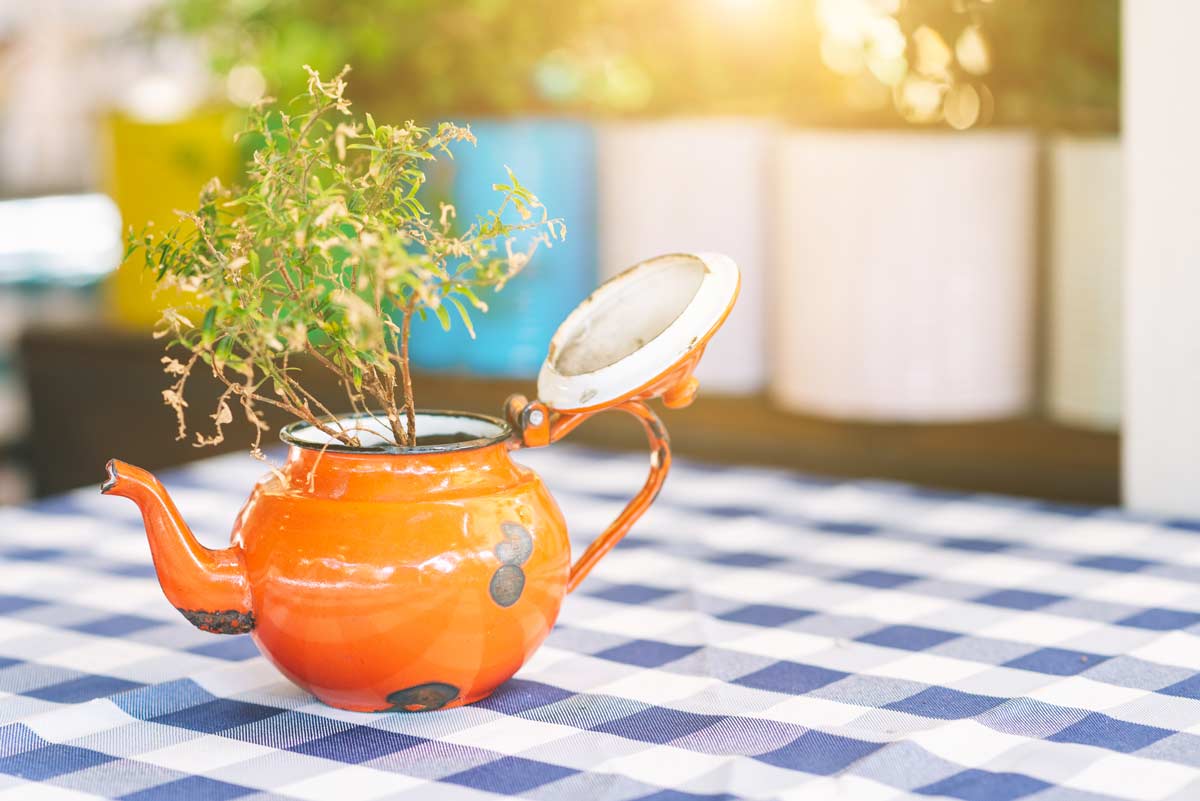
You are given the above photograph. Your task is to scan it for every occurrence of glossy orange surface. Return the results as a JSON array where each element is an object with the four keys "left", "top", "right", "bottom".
[{"left": 103, "top": 404, "right": 670, "bottom": 712}]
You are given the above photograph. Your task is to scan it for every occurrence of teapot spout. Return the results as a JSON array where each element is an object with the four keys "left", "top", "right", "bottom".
[{"left": 102, "top": 459, "right": 254, "bottom": 634}]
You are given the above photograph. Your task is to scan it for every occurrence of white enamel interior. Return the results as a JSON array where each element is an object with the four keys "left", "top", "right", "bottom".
[
  {"left": 554, "top": 258, "right": 705, "bottom": 376},
  {"left": 538, "top": 252, "right": 739, "bottom": 411},
  {"left": 286, "top": 412, "right": 505, "bottom": 448}
]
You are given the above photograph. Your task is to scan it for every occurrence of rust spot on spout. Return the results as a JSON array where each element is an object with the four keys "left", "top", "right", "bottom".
[{"left": 177, "top": 608, "right": 256, "bottom": 635}]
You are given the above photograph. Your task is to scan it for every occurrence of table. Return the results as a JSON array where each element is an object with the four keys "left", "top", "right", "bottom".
[{"left": 1, "top": 446, "right": 1199, "bottom": 800}]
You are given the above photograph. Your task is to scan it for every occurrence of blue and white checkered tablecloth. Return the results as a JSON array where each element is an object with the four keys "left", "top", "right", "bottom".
[{"left": 2, "top": 446, "right": 1200, "bottom": 801}]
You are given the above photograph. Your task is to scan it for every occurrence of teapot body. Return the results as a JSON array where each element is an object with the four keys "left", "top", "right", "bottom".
[
  {"left": 232, "top": 437, "right": 570, "bottom": 712},
  {"left": 105, "top": 403, "right": 672, "bottom": 712}
]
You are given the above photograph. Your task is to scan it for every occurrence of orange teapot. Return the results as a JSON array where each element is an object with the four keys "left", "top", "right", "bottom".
[{"left": 103, "top": 253, "right": 739, "bottom": 712}]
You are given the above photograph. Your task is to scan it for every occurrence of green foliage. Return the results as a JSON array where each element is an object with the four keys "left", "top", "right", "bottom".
[
  {"left": 165, "top": 0, "right": 602, "bottom": 117},
  {"left": 161, "top": 0, "right": 1118, "bottom": 128},
  {"left": 1023, "top": 0, "right": 1121, "bottom": 130},
  {"left": 782, "top": 0, "right": 1120, "bottom": 131},
  {"left": 161, "top": 0, "right": 796, "bottom": 118},
  {"left": 129, "top": 66, "right": 563, "bottom": 450}
]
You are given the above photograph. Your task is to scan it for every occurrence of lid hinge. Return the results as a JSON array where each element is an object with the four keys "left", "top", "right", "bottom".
[{"left": 504, "top": 395, "right": 551, "bottom": 448}]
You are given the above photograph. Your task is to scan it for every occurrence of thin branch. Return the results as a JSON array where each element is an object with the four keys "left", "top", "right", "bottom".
[
  {"left": 279, "top": 352, "right": 348, "bottom": 437},
  {"left": 400, "top": 296, "right": 417, "bottom": 446},
  {"left": 210, "top": 364, "right": 357, "bottom": 447}
]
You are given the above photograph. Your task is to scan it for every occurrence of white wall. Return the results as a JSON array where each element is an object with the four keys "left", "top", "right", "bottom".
[
  {"left": 1124, "top": 2, "right": 1200, "bottom": 514},
  {"left": 1047, "top": 136, "right": 1123, "bottom": 430}
]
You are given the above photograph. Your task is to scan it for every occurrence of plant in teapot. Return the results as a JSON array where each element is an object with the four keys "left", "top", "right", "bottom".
[
  {"left": 129, "top": 65, "right": 561, "bottom": 454},
  {"left": 107, "top": 64, "right": 740, "bottom": 712}
]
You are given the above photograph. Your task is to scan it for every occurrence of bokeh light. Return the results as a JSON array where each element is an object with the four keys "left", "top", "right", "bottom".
[
  {"left": 814, "top": 0, "right": 997, "bottom": 128},
  {"left": 956, "top": 24, "right": 991, "bottom": 76},
  {"left": 226, "top": 64, "right": 267, "bottom": 107}
]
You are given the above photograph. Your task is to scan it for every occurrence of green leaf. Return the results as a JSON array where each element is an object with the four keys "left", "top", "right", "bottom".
[
  {"left": 201, "top": 307, "right": 217, "bottom": 343},
  {"left": 454, "top": 285, "right": 488, "bottom": 312},
  {"left": 434, "top": 303, "right": 451, "bottom": 331},
  {"left": 447, "top": 296, "right": 475, "bottom": 339}
]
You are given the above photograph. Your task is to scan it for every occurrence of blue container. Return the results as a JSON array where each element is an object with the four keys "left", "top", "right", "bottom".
[{"left": 409, "top": 119, "right": 596, "bottom": 378}]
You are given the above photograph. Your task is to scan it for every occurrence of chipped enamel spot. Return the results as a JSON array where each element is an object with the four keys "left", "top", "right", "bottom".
[
  {"left": 489, "top": 564, "right": 526, "bottom": 607},
  {"left": 386, "top": 682, "right": 460, "bottom": 712},
  {"left": 489, "top": 521, "right": 534, "bottom": 608}
]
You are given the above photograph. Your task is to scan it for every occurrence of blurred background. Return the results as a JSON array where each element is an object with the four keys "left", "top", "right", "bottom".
[{"left": 0, "top": 0, "right": 1124, "bottom": 505}]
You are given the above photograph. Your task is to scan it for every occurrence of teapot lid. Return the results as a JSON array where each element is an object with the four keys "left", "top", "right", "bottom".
[{"left": 537, "top": 252, "right": 739, "bottom": 413}]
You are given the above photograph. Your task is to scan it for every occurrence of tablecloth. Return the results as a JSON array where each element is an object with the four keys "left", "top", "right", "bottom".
[{"left": 1, "top": 446, "right": 1200, "bottom": 801}]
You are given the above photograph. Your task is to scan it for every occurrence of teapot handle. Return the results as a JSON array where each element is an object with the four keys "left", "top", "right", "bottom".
[{"left": 506, "top": 396, "right": 670, "bottom": 593}]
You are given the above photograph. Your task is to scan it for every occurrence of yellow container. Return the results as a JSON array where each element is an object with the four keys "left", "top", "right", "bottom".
[{"left": 101, "top": 110, "right": 237, "bottom": 330}]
